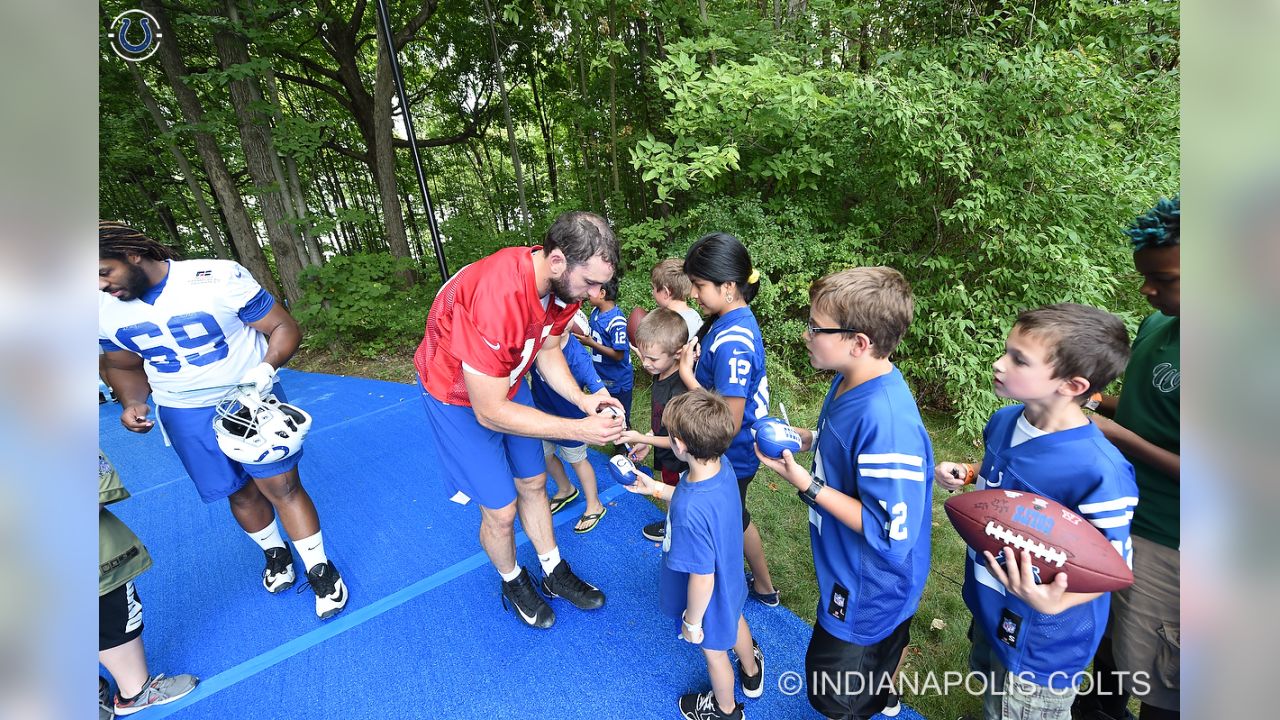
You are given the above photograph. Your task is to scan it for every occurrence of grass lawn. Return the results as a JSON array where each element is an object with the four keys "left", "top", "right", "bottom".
[{"left": 293, "top": 348, "right": 989, "bottom": 719}]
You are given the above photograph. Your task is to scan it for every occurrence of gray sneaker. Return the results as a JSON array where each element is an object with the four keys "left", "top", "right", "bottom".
[
  {"left": 100, "top": 677, "right": 114, "bottom": 720},
  {"left": 114, "top": 673, "right": 199, "bottom": 716}
]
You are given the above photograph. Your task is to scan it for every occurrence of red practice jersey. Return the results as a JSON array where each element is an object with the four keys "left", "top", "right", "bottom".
[{"left": 415, "top": 246, "right": 579, "bottom": 406}]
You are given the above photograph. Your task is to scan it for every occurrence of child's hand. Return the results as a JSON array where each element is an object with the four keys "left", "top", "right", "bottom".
[
  {"left": 680, "top": 616, "right": 705, "bottom": 645},
  {"left": 983, "top": 547, "right": 1071, "bottom": 615},
  {"left": 755, "top": 446, "right": 813, "bottom": 491},
  {"left": 623, "top": 468, "right": 661, "bottom": 496},
  {"left": 628, "top": 444, "right": 651, "bottom": 463},
  {"left": 678, "top": 338, "right": 699, "bottom": 372},
  {"left": 619, "top": 429, "right": 646, "bottom": 446},
  {"left": 935, "top": 462, "right": 969, "bottom": 491}
]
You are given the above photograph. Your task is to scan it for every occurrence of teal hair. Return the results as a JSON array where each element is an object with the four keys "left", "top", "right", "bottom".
[{"left": 1124, "top": 195, "right": 1180, "bottom": 250}]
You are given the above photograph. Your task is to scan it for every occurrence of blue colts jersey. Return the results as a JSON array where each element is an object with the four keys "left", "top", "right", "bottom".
[
  {"left": 694, "top": 306, "right": 770, "bottom": 478},
  {"left": 962, "top": 404, "right": 1138, "bottom": 688},
  {"left": 808, "top": 368, "right": 933, "bottom": 644},
  {"left": 588, "top": 306, "right": 633, "bottom": 392}
]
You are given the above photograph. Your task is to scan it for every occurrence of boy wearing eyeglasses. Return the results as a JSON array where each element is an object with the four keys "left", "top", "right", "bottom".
[{"left": 756, "top": 267, "right": 933, "bottom": 719}]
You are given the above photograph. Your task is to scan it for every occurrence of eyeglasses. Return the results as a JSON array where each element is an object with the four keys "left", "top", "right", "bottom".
[{"left": 806, "top": 320, "right": 861, "bottom": 336}]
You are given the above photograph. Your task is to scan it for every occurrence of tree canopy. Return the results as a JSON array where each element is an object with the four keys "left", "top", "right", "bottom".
[{"left": 100, "top": 0, "right": 1179, "bottom": 436}]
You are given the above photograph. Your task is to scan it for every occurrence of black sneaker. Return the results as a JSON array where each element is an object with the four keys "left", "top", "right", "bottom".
[
  {"left": 502, "top": 567, "right": 555, "bottom": 629},
  {"left": 882, "top": 691, "right": 901, "bottom": 717},
  {"left": 304, "top": 562, "right": 349, "bottom": 619},
  {"left": 539, "top": 560, "right": 605, "bottom": 610},
  {"left": 642, "top": 520, "right": 666, "bottom": 542},
  {"left": 262, "top": 546, "right": 296, "bottom": 593},
  {"left": 679, "top": 690, "right": 743, "bottom": 720},
  {"left": 738, "top": 640, "right": 764, "bottom": 698}
]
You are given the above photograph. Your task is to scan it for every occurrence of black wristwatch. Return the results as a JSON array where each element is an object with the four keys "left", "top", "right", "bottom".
[{"left": 798, "top": 476, "right": 825, "bottom": 508}]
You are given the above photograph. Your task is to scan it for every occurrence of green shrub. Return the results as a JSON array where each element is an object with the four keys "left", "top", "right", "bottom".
[{"left": 294, "top": 253, "right": 439, "bottom": 359}]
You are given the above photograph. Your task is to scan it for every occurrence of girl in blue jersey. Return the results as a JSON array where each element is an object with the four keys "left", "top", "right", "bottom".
[{"left": 677, "top": 233, "right": 779, "bottom": 606}]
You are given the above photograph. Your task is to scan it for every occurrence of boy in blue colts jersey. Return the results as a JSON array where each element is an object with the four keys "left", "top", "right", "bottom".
[
  {"left": 575, "top": 278, "right": 634, "bottom": 423},
  {"left": 936, "top": 303, "right": 1138, "bottom": 720},
  {"left": 757, "top": 267, "right": 933, "bottom": 720},
  {"left": 530, "top": 311, "right": 611, "bottom": 533},
  {"left": 624, "top": 389, "right": 763, "bottom": 720}
]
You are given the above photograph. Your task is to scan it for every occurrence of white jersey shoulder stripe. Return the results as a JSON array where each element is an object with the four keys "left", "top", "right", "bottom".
[
  {"left": 1088, "top": 512, "right": 1134, "bottom": 529},
  {"left": 1077, "top": 497, "right": 1139, "bottom": 514},
  {"left": 708, "top": 331, "right": 757, "bottom": 353},
  {"left": 858, "top": 468, "right": 926, "bottom": 482},
  {"left": 857, "top": 452, "right": 924, "bottom": 467}
]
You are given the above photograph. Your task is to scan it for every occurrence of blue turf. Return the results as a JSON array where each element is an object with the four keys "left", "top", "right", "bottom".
[{"left": 99, "top": 369, "right": 925, "bottom": 720}]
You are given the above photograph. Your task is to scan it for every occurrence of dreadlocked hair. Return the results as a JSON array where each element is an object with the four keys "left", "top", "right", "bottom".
[
  {"left": 1124, "top": 195, "right": 1180, "bottom": 250},
  {"left": 99, "top": 221, "right": 180, "bottom": 261}
]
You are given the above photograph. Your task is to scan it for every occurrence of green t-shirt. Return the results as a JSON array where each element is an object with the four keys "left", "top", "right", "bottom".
[
  {"left": 99, "top": 451, "right": 152, "bottom": 596},
  {"left": 1113, "top": 312, "right": 1180, "bottom": 549}
]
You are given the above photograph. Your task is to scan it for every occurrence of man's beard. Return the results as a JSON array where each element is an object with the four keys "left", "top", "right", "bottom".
[
  {"left": 113, "top": 263, "right": 153, "bottom": 301},
  {"left": 549, "top": 275, "right": 583, "bottom": 304}
]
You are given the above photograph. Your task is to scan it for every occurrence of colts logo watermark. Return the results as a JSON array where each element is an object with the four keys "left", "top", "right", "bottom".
[{"left": 106, "top": 9, "right": 163, "bottom": 62}]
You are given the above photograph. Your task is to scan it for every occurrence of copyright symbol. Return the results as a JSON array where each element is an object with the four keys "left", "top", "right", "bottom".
[{"left": 778, "top": 670, "right": 803, "bottom": 696}]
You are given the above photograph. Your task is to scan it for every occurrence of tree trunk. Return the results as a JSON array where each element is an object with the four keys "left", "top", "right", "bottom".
[
  {"left": 212, "top": 15, "right": 306, "bottom": 306},
  {"left": 128, "top": 64, "right": 230, "bottom": 259},
  {"left": 374, "top": 28, "right": 418, "bottom": 282},
  {"left": 141, "top": 0, "right": 279, "bottom": 297},
  {"left": 528, "top": 58, "right": 558, "bottom": 202},
  {"left": 697, "top": 0, "right": 716, "bottom": 65},
  {"left": 608, "top": 0, "right": 621, "bottom": 198},
  {"left": 483, "top": 0, "right": 530, "bottom": 230}
]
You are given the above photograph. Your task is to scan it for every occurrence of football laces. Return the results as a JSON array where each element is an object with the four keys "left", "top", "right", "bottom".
[{"left": 984, "top": 521, "right": 1068, "bottom": 568}]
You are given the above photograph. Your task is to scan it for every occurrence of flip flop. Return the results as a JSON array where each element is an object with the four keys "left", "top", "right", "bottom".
[
  {"left": 574, "top": 506, "right": 608, "bottom": 534},
  {"left": 549, "top": 487, "right": 580, "bottom": 515}
]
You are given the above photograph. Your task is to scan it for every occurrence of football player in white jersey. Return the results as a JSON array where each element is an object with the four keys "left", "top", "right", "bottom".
[{"left": 98, "top": 222, "right": 348, "bottom": 620}]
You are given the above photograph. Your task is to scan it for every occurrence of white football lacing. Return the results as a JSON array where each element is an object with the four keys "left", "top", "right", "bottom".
[{"left": 984, "top": 521, "right": 1068, "bottom": 567}]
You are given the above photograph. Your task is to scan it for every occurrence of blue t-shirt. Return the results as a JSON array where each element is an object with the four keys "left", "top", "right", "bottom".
[
  {"left": 658, "top": 459, "right": 748, "bottom": 651},
  {"left": 529, "top": 335, "right": 605, "bottom": 420},
  {"left": 588, "top": 305, "right": 633, "bottom": 392},
  {"left": 962, "top": 405, "right": 1138, "bottom": 688},
  {"left": 810, "top": 368, "right": 934, "bottom": 645},
  {"left": 694, "top": 306, "right": 770, "bottom": 479}
]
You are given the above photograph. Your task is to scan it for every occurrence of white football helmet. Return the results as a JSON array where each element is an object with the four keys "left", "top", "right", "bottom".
[{"left": 212, "top": 388, "right": 312, "bottom": 465}]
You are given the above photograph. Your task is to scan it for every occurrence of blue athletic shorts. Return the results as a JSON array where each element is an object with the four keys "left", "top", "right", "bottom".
[
  {"left": 158, "top": 383, "right": 302, "bottom": 503},
  {"left": 421, "top": 380, "right": 546, "bottom": 509}
]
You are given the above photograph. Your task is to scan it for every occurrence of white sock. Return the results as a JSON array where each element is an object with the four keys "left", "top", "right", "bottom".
[
  {"left": 498, "top": 565, "right": 522, "bottom": 583},
  {"left": 246, "top": 520, "right": 286, "bottom": 551},
  {"left": 293, "top": 530, "right": 329, "bottom": 571},
  {"left": 538, "top": 547, "right": 562, "bottom": 575}
]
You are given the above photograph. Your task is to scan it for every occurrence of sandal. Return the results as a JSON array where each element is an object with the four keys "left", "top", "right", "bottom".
[
  {"left": 548, "top": 487, "right": 580, "bottom": 515},
  {"left": 574, "top": 506, "right": 608, "bottom": 534}
]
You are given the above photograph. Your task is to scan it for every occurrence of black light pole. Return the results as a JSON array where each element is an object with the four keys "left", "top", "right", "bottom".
[{"left": 374, "top": 0, "right": 449, "bottom": 282}]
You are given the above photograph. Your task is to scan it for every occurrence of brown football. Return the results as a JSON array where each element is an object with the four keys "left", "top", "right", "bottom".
[
  {"left": 944, "top": 489, "right": 1133, "bottom": 593},
  {"left": 626, "top": 307, "right": 648, "bottom": 346}
]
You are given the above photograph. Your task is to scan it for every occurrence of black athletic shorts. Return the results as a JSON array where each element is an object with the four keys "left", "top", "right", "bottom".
[
  {"left": 737, "top": 473, "right": 754, "bottom": 529},
  {"left": 805, "top": 616, "right": 912, "bottom": 720},
  {"left": 99, "top": 580, "right": 144, "bottom": 651}
]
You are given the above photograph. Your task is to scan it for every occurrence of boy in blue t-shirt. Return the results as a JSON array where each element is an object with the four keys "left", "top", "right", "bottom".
[
  {"left": 625, "top": 389, "right": 763, "bottom": 720},
  {"left": 575, "top": 278, "right": 634, "bottom": 421},
  {"left": 529, "top": 311, "right": 611, "bottom": 533},
  {"left": 757, "top": 267, "right": 933, "bottom": 720},
  {"left": 936, "top": 303, "right": 1138, "bottom": 720}
]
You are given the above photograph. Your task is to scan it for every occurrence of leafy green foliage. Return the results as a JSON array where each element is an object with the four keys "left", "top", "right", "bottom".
[{"left": 293, "top": 254, "right": 438, "bottom": 358}]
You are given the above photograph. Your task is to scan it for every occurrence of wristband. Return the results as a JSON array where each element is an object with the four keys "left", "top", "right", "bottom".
[
  {"left": 962, "top": 463, "right": 977, "bottom": 485},
  {"left": 681, "top": 611, "right": 702, "bottom": 631}
]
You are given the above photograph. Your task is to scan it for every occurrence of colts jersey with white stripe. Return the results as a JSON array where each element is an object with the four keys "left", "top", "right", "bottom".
[
  {"left": 808, "top": 367, "right": 934, "bottom": 645},
  {"left": 962, "top": 404, "right": 1138, "bottom": 688},
  {"left": 694, "top": 306, "right": 770, "bottom": 478},
  {"left": 99, "top": 260, "right": 273, "bottom": 409}
]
